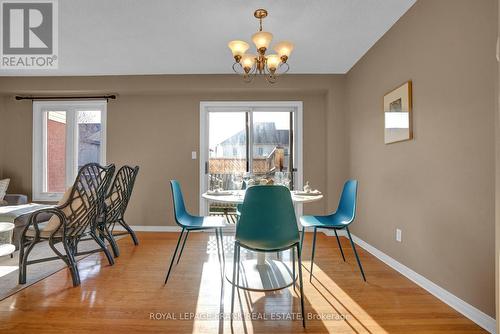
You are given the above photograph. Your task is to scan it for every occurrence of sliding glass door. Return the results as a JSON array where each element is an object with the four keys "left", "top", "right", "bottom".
[
  {"left": 200, "top": 102, "right": 303, "bottom": 216},
  {"left": 208, "top": 111, "right": 248, "bottom": 191}
]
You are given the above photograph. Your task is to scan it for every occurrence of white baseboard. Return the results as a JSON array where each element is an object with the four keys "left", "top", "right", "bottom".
[
  {"left": 322, "top": 229, "right": 347, "bottom": 237},
  {"left": 114, "top": 225, "right": 181, "bottom": 232},
  {"left": 323, "top": 229, "right": 496, "bottom": 333},
  {"left": 115, "top": 225, "right": 236, "bottom": 233}
]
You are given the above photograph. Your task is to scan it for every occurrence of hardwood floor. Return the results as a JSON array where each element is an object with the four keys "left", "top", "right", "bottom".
[{"left": 0, "top": 232, "right": 487, "bottom": 333}]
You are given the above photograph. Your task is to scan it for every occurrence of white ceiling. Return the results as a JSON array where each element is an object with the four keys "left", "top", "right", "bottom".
[{"left": 0, "top": 0, "right": 416, "bottom": 76}]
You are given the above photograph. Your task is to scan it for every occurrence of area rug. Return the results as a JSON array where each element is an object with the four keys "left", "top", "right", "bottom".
[{"left": 0, "top": 237, "right": 122, "bottom": 301}]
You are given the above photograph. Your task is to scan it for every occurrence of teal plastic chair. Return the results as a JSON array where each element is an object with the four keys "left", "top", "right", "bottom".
[
  {"left": 300, "top": 179, "right": 366, "bottom": 282},
  {"left": 164, "top": 180, "right": 228, "bottom": 284},
  {"left": 235, "top": 179, "right": 247, "bottom": 217},
  {"left": 230, "top": 185, "right": 306, "bottom": 328}
]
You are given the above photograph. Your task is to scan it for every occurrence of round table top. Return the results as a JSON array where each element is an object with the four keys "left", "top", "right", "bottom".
[
  {"left": 202, "top": 189, "right": 323, "bottom": 204},
  {"left": 0, "top": 243, "right": 15, "bottom": 257},
  {"left": 0, "top": 222, "right": 15, "bottom": 232}
]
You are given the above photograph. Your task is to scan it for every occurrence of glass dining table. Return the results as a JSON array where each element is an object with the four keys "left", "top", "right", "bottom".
[{"left": 202, "top": 189, "right": 323, "bottom": 291}]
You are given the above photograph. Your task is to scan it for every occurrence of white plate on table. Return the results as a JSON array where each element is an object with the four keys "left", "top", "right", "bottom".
[
  {"left": 293, "top": 190, "right": 322, "bottom": 196},
  {"left": 206, "top": 190, "right": 233, "bottom": 196}
]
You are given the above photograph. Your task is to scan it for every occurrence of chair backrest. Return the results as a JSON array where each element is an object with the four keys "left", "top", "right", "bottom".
[
  {"left": 236, "top": 185, "right": 299, "bottom": 250},
  {"left": 105, "top": 165, "right": 139, "bottom": 222},
  {"left": 336, "top": 179, "right": 358, "bottom": 223},
  {"left": 59, "top": 163, "right": 115, "bottom": 236},
  {"left": 170, "top": 180, "right": 189, "bottom": 227}
]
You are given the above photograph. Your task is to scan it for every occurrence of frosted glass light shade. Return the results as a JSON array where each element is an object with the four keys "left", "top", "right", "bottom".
[
  {"left": 274, "top": 41, "right": 294, "bottom": 58},
  {"left": 241, "top": 54, "right": 256, "bottom": 69},
  {"left": 252, "top": 31, "right": 273, "bottom": 50},
  {"left": 266, "top": 54, "right": 281, "bottom": 70},
  {"left": 228, "top": 40, "right": 250, "bottom": 57}
]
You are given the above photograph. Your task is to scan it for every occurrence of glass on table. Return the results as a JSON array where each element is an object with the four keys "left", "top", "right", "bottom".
[
  {"left": 232, "top": 173, "right": 244, "bottom": 190},
  {"left": 272, "top": 171, "right": 291, "bottom": 189},
  {"left": 274, "top": 171, "right": 284, "bottom": 185}
]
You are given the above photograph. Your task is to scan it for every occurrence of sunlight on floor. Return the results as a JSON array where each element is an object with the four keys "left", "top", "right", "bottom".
[
  {"left": 193, "top": 236, "right": 389, "bottom": 333},
  {"left": 195, "top": 236, "right": 253, "bottom": 333},
  {"left": 0, "top": 265, "right": 18, "bottom": 278},
  {"left": 307, "top": 263, "right": 387, "bottom": 334}
]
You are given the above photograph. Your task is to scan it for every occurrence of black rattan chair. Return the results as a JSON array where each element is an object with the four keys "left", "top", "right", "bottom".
[
  {"left": 100, "top": 165, "right": 139, "bottom": 257},
  {"left": 18, "top": 163, "right": 115, "bottom": 287}
]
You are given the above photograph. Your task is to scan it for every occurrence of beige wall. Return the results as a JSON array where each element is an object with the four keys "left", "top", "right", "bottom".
[
  {"left": 0, "top": 74, "right": 347, "bottom": 227},
  {"left": 346, "top": 0, "right": 497, "bottom": 317},
  {"left": 326, "top": 79, "right": 348, "bottom": 212},
  {"left": 496, "top": 0, "right": 500, "bottom": 330}
]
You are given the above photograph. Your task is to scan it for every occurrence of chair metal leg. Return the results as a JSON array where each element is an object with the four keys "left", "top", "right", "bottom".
[
  {"left": 214, "top": 229, "right": 223, "bottom": 278},
  {"left": 48, "top": 238, "right": 80, "bottom": 286},
  {"left": 346, "top": 227, "right": 366, "bottom": 282},
  {"left": 18, "top": 236, "right": 35, "bottom": 284},
  {"left": 333, "top": 229, "right": 346, "bottom": 262},
  {"left": 231, "top": 243, "right": 240, "bottom": 315},
  {"left": 218, "top": 228, "right": 225, "bottom": 265},
  {"left": 62, "top": 238, "right": 81, "bottom": 286},
  {"left": 292, "top": 247, "right": 296, "bottom": 290},
  {"left": 300, "top": 226, "right": 305, "bottom": 255},
  {"left": 310, "top": 227, "right": 317, "bottom": 282},
  {"left": 18, "top": 238, "right": 25, "bottom": 284},
  {"left": 296, "top": 243, "right": 306, "bottom": 328},
  {"left": 119, "top": 218, "right": 139, "bottom": 245},
  {"left": 91, "top": 229, "right": 115, "bottom": 266},
  {"left": 103, "top": 223, "right": 120, "bottom": 258},
  {"left": 74, "top": 237, "right": 79, "bottom": 255},
  {"left": 176, "top": 230, "right": 190, "bottom": 265},
  {"left": 164, "top": 228, "right": 185, "bottom": 285},
  {"left": 236, "top": 245, "right": 241, "bottom": 289}
]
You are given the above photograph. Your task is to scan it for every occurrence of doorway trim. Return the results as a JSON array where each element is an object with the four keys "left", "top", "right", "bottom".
[{"left": 199, "top": 101, "right": 303, "bottom": 217}]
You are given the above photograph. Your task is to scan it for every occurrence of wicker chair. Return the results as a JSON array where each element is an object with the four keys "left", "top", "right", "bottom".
[
  {"left": 100, "top": 165, "right": 139, "bottom": 257},
  {"left": 18, "top": 163, "right": 115, "bottom": 287}
]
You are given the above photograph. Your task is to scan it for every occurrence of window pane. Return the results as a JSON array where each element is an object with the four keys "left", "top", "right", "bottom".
[
  {"left": 208, "top": 111, "right": 247, "bottom": 217},
  {"left": 77, "top": 110, "right": 102, "bottom": 170},
  {"left": 252, "top": 112, "right": 291, "bottom": 176},
  {"left": 45, "top": 111, "right": 66, "bottom": 193},
  {"left": 208, "top": 112, "right": 247, "bottom": 191}
]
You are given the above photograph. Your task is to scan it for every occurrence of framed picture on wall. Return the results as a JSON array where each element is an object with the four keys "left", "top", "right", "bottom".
[{"left": 384, "top": 81, "right": 412, "bottom": 144}]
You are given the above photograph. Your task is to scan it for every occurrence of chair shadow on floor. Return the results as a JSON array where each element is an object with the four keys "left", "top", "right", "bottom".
[
  {"left": 226, "top": 285, "right": 329, "bottom": 334},
  {"left": 217, "top": 244, "right": 329, "bottom": 333},
  {"left": 301, "top": 233, "right": 387, "bottom": 333}
]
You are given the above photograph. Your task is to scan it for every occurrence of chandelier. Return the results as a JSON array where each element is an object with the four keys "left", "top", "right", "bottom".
[{"left": 228, "top": 9, "right": 294, "bottom": 84}]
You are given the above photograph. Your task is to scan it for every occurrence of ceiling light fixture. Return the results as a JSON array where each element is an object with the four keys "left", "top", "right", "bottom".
[{"left": 228, "top": 9, "right": 294, "bottom": 84}]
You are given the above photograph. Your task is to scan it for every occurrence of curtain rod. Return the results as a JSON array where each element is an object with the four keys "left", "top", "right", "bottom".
[{"left": 15, "top": 94, "right": 117, "bottom": 101}]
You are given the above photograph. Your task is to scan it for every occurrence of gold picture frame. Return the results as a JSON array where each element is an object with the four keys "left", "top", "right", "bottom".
[{"left": 384, "top": 80, "right": 413, "bottom": 144}]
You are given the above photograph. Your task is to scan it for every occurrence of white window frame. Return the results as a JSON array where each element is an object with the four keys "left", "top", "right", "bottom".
[
  {"left": 32, "top": 100, "right": 107, "bottom": 202},
  {"left": 199, "top": 101, "right": 303, "bottom": 221}
]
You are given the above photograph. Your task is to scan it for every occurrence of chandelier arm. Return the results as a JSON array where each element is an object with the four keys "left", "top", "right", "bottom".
[
  {"left": 276, "top": 62, "right": 290, "bottom": 75},
  {"left": 232, "top": 62, "right": 244, "bottom": 75},
  {"left": 264, "top": 61, "right": 276, "bottom": 76},
  {"left": 243, "top": 64, "right": 258, "bottom": 83}
]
